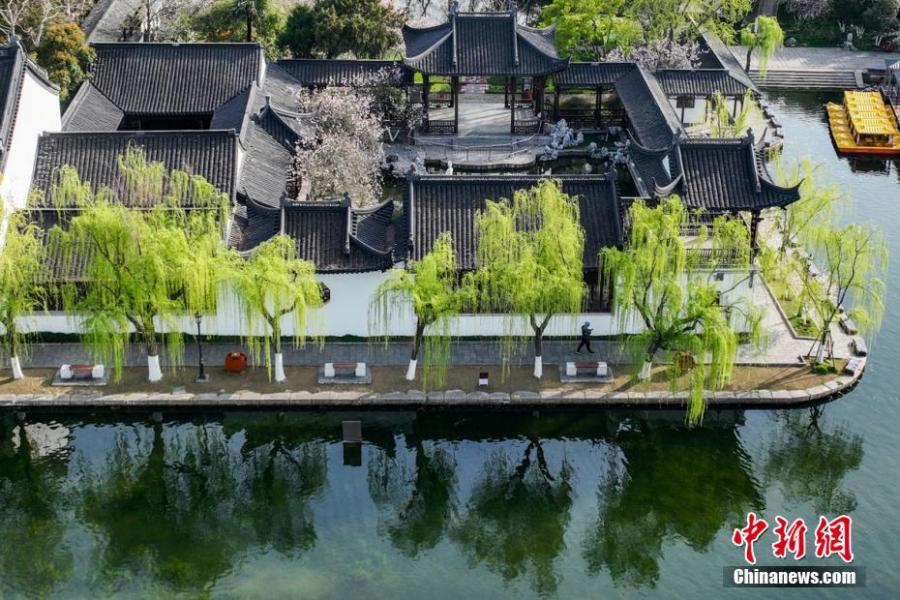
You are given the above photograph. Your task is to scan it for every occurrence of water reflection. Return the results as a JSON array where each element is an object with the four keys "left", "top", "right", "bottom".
[
  {"left": 451, "top": 440, "right": 573, "bottom": 596},
  {"left": 582, "top": 415, "right": 763, "bottom": 588},
  {"left": 0, "top": 415, "right": 73, "bottom": 599},
  {"left": 0, "top": 409, "right": 867, "bottom": 597},
  {"left": 763, "top": 408, "right": 864, "bottom": 515}
]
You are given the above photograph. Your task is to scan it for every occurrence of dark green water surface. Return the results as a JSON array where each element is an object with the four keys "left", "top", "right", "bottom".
[{"left": 1, "top": 92, "right": 899, "bottom": 599}]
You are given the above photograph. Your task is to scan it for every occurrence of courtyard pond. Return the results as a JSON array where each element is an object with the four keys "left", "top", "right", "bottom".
[{"left": 2, "top": 92, "right": 899, "bottom": 599}]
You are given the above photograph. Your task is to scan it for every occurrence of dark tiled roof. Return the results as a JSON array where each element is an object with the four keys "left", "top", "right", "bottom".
[
  {"left": 400, "top": 175, "right": 621, "bottom": 270},
  {"left": 61, "top": 83, "right": 124, "bottom": 131},
  {"left": 626, "top": 135, "right": 801, "bottom": 212},
  {"left": 699, "top": 30, "right": 758, "bottom": 93},
  {"left": 88, "top": 43, "right": 262, "bottom": 115},
  {"left": 614, "top": 67, "right": 683, "bottom": 150},
  {"left": 656, "top": 69, "right": 749, "bottom": 97},
  {"left": 554, "top": 62, "right": 636, "bottom": 88},
  {"left": 231, "top": 198, "right": 396, "bottom": 273},
  {"left": 210, "top": 85, "right": 255, "bottom": 134},
  {"left": 31, "top": 130, "right": 238, "bottom": 206},
  {"left": 229, "top": 197, "right": 281, "bottom": 253},
  {"left": 238, "top": 119, "right": 292, "bottom": 208},
  {"left": 276, "top": 59, "right": 409, "bottom": 87},
  {"left": 283, "top": 201, "right": 395, "bottom": 273},
  {"left": 402, "top": 12, "right": 568, "bottom": 76}
]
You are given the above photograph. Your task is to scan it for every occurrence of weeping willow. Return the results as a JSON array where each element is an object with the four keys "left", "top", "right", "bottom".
[
  {"left": 706, "top": 90, "right": 760, "bottom": 139},
  {"left": 601, "top": 196, "right": 763, "bottom": 426},
  {"left": 369, "top": 232, "right": 460, "bottom": 388},
  {"left": 802, "top": 223, "right": 887, "bottom": 364},
  {"left": 466, "top": 180, "right": 585, "bottom": 379},
  {"left": 231, "top": 235, "right": 323, "bottom": 381},
  {"left": 48, "top": 146, "right": 232, "bottom": 381},
  {"left": 768, "top": 155, "right": 842, "bottom": 255},
  {"left": 0, "top": 209, "right": 48, "bottom": 379},
  {"left": 740, "top": 15, "right": 784, "bottom": 75}
]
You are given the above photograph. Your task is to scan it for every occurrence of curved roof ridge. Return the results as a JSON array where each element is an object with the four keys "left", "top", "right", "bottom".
[
  {"left": 404, "top": 29, "right": 454, "bottom": 62},
  {"left": 654, "top": 173, "right": 683, "bottom": 197}
]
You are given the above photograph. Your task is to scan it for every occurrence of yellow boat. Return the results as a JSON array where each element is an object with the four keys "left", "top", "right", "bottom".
[{"left": 827, "top": 90, "right": 900, "bottom": 155}]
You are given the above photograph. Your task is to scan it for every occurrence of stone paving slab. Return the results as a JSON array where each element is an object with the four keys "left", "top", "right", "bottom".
[{"left": 0, "top": 361, "right": 862, "bottom": 410}]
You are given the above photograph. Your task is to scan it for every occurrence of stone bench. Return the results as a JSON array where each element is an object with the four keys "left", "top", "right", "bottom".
[
  {"left": 318, "top": 362, "right": 371, "bottom": 384},
  {"left": 53, "top": 364, "right": 107, "bottom": 386},
  {"left": 840, "top": 314, "right": 859, "bottom": 335},
  {"left": 853, "top": 337, "right": 868, "bottom": 357},
  {"left": 560, "top": 360, "right": 613, "bottom": 383},
  {"left": 844, "top": 357, "right": 866, "bottom": 377}
]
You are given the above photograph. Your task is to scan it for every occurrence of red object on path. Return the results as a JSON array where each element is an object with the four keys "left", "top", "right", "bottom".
[{"left": 225, "top": 352, "right": 247, "bottom": 373}]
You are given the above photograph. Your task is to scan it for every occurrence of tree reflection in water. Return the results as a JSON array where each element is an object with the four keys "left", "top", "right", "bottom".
[
  {"left": 0, "top": 416, "right": 73, "bottom": 599},
  {"left": 368, "top": 437, "right": 458, "bottom": 557},
  {"left": 78, "top": 415, "right": 327, "bottom": 595},
  {"left": 583, "top": 415, "right": 764, "bottom": 588},
  {"left": 451, "top": 439, "right": 573, "bottom": 597},
  {"left": 763, "top": 407, "right": 864, "bottom": 515}
]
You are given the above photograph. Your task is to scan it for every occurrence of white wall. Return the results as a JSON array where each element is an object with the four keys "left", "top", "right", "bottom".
[
  {"left": 14, "top": 268, "right": 759, "bottom": 339},
  {"left": 1, "top": 69, "right": 61, "bottom": 210}
]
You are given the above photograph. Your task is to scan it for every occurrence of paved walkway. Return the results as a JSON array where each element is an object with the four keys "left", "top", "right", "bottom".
[
  {"left": 16, "top": 289, "right": 854, "bottom": 371},
  {"left": 730, "top": 45, "right": 900, "bottom": 72}
]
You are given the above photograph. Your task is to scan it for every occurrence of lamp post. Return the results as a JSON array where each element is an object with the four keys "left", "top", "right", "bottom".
[{"left": 195, "top": 313, "right": 209, "bottom": 383}]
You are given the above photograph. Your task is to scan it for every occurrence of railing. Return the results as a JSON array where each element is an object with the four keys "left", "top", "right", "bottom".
[
  {"left": 512, "top": 118, "right": 543, "bottom": 135},
  {"left": 424, "top": 119, "right": 457, "bottom": 135},
  {"left": 415, "top": 134, "right": 541, "bottom": 163}
]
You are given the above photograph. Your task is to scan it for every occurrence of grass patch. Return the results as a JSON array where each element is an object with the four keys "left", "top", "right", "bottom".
[{"left": 766, "top": 277, "right": 819, "bottom": 337}]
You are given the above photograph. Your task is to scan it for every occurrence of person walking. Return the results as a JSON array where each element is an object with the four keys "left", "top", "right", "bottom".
[{"left": 576, "top": 321, "right": 594, "bottom": 353}]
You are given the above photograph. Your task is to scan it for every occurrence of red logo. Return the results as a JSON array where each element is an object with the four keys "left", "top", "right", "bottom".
[{"left": 733, "top": 514, "right": 854, "bottom": 564}]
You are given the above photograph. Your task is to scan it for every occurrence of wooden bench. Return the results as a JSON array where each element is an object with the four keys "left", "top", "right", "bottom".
[{"left": 564, "top": 361, "right": 610, "bottom": 378}]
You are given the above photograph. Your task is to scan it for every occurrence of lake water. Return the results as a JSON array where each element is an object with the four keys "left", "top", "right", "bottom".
[{"left": 2, "top": 92, "right": 899, "bottom": 599}]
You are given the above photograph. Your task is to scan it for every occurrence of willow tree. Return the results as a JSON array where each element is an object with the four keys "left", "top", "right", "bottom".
[
  {"left": 468, "top": 180, "right": 585, "bottom": 378},
  {"left": 0, "top": 210, "right": 48, "bottom": 379},
  {"left": 706, "top": 90, "right": 760, "bottom": 139},
  {"left": 601, "top": 197, "right": 762, "bottom": 425},
  {"left": 231, "top": 234, "right": 323, "bottom": 382},
  {"left": 49, "top": 147, "right": 232, "bottom": 382},
  {"left": 370, "top": 232, "right": 460, "bottom": 385},
  {"left": 802, "top": 223, "right": 887, "bottom": 364},
  {"left": 740, "top": 16, "right": 784, "bottom": 75},
  {"left": 768, "top": 156, "right": 840, "bottom": 255}
]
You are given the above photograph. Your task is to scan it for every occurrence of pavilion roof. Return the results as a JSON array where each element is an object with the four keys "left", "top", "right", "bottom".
[
  {"left": 615, "top": 67, "right": 684, "bottom": 150},
  {"left": 625, "top": 133, "right": 801, "bottom": 212},
  {"left": 402, "top": 8, "right": 567, "bottom": 77},
  {"left": 553, "top": 62, "right": 636, "bottom": 88}
]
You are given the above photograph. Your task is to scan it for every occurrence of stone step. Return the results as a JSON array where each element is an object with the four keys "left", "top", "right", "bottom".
[{"left": 749, "top": 70, "right": 859, "bottom": 90}]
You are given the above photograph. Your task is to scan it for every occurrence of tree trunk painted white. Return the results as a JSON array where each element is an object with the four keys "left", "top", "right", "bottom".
[
  {"left": 273, "top": 353, "right": 286, "bottom": 382},
  {"left": 147, "top": 355, "right": 163, "bottom": 382},
  {"left": 533, "top": 355, "right": 543, "bottom": 379},
  {"left": 405, "top": 359, "right": 417, "bottom": 381},
  {"left": 815, "top": 340, "right": 825, "bottom": 364},
  {"left": 10, "top": 356, "right": 23, "bottom": 380},
  {"left": 638, "top": 361, "right": 652, "bottom": 381}
]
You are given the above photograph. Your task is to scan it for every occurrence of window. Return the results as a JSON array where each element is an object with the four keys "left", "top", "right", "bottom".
[
  {"left": 118, "top": 113, "right": 213, "bottom": 131},
  {"left": 676, "top": 95, "right": 696, "bottom": 109}
]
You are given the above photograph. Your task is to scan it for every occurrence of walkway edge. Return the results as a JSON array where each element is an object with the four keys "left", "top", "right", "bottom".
[{"left": 0, "top": 369, "right": 863, "bottom": 410}]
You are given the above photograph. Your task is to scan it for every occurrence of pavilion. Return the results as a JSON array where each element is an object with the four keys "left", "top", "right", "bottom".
[
  {"left": 401, "top": 1, "right": 567, "bottom": 135},
  {"left": 625, "top": 131, "right": 801, "bottom": 254}
]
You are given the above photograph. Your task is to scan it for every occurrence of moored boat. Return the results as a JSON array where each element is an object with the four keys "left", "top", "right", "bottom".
[{"left": 826, "top": 90, "right": 900, "bottom": 155}]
